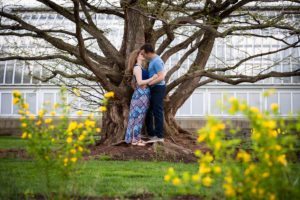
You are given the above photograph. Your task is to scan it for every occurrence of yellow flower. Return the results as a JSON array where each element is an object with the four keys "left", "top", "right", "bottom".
[
  {"left": 172, "top": 177, "right": 181, "bottom": 186},
  {"left": 202, "top": 176, "right": 212, "bottom": 187},
  {"left": 76, "top": 110, "right": 83, "bottom": 116},
  {"left": 96, "top": 128, "right": 101, "bottom": 132},
  {"left": 268, "top": 130, "right": 278, "bottom": 138},
  {"left": 78, "top": 146, "right": 83, "bottom": 152},
  {"left": 269, "top": 193, "right": 276, "bottom": 200},
  {"left": 45, "top": 118, "right": 52, "bottom": 124},
  {"left": 202, "top": 152, "right": 214, "bottom": 163},
  {"left": 64, "top": 158, "right": 68, "bottom": 163},
  {"left": 21, "top": 123, "right": 27, "bottom": 128},
  {"left": 67, "top": 137, "right": 73, "bottom": 144},
  {"left": 270, "top": 103, "right": 279, "bottom": 111},
  {"left": 12, "top": 90, "right": 21, "bottom": 98},
  {"left": 237, "top": 151, "right": 251, "bottom": 163},
  {"left": 78, "top": 134, "right": 85, "bottom": 141},
  {"left": 99, "top": 106, "right": 107, "bottom": 112},
  {"left": 67, "top": 121, "right": 78, "bottom": 133},
  {"left": 199, "top": 164, "right": 211, "bottom": 174},
  {"left": 21, "top": 132, "right": 28, "bottom": 139},
  {"left": 71, "top": 157, "right": 77, "bottom": 162},
  {"left": 23, "top": 103, "right": 29, "bottom": 110},
  {"left": 13, "top": 98, "right": 20, "bottom": 105},
  {"left": 29, "top": 114, "right": 35, "bottom": 120},
  {"left": 85, "top": 120, "right": 95, "bottom": 128},
  {"left": 274, "top": 145, "right": 282, "bottom": 151},
  {"left": 239, "top": 103, "right": 247, "bottom": 111},
  {"left": 49, "top": 125, "right": 55, "bottom": 130},
  {"left": 213, "top": 166, "right": 222, "bottom": 174},
  {"left": 38, "top": 110, "right": 45, "bottom": 117},
  {"left": 192, "top": 174, "right": 201, "bottom": 182},
  {"left": 197, "top": 134, "right": 206, "bottom": 143},
  {"left": 209, "top": 131, "right": 216, "bottom": 141},
  {"left": 36, "top": 120, "right": 42, "bottom": 126},
  {"left": 104, "top": 91, "right": 115, "bottom": 98},
  {"left": 277, "top": 154, "right": 287, "bottom": 166},
  {"left": 223, "top": 183, "right": 235, "bottom": 197},
  {"left": 28, "top": 134, "right": 32, "bottom": 139},
  {"left": 262, "top": 172, "right": 270, "bottom": 178},
  {"left": 70, "top": 149, "right": 76, "bottom": 154},
  {"left": 263, "top": 120, "right": 276, "bottom": 129},
  {"left": 164, "top": 175, "right": 171, "bottom": 182},
  {"left": 250, "top": 106, "right": 259, "bottom": 113},
  {"left": 50, "top": 111, "right": 56, "bottom": 116},
  {"left": 51, "top": 138, "right": 55, "bottom": 142},
  {"left": 215, "top": 141, "right": 222, "bottom": 151},
  {"left": 216, "top": 123, "right": 225, "bottom": 130}
]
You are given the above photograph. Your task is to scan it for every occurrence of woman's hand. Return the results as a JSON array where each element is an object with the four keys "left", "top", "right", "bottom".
[{"left": 152, "top": 74, "right": 158, "bottom": 79}]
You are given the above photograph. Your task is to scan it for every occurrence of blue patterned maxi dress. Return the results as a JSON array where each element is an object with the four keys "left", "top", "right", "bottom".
[{"left": 125, "top": 65, "right": 151, "bottom": 143}]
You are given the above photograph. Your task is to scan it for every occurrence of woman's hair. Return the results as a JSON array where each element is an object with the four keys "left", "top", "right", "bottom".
[{"left": 127, "top": 49, "right": 140, "bottom": 75}]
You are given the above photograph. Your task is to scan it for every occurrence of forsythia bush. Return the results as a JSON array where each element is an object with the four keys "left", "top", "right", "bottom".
[
  {"left": 165, "top": 91, "right": 300, "bottom": 200},
  {"left": 13, "top": 87, "right": 114, "bottom": 197}
]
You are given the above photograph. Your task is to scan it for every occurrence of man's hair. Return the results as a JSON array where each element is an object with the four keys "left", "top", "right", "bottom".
[{"left": 140, "top": 43, "right": 155, "bottom": 53}]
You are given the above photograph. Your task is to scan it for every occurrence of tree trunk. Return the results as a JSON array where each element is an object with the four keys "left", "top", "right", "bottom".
[{"left": 101, "top": 101, "right": 130, "bottom": 144}]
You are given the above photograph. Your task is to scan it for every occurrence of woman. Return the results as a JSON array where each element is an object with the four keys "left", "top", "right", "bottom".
[{"left": 125, "top": 49, "right": 158, "bottom": 146}]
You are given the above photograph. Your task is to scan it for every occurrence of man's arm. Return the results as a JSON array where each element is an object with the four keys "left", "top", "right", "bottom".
[{"left": 149, "top": 71, "right": 165, "bottom": 85}]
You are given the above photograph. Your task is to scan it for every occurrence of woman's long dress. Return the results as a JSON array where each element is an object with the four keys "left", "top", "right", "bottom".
[{"left": 125, "top": 65, "right": 150, "bottom": 143}]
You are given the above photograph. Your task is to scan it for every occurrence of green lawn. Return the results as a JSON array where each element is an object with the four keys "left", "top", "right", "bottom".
[
  {"left": 0, "top": 136, "right": 27, "bottom": 149},
  {"left": 0, "top": 158, "right": 199, "bottom": 199}
]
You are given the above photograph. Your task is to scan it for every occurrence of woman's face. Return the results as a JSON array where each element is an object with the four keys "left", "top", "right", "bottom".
[{"left": 137, "top": 51, "right": 145, "bottom": 61}]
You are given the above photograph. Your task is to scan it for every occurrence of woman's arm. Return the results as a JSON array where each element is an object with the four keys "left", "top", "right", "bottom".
[{"left": 133, "top": 66, "right": 157, "bottom": 86}]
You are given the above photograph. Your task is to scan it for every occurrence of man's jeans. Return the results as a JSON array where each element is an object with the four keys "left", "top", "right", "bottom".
[{"left": 146, "top": 84, "right": 166, "bottom": 138}]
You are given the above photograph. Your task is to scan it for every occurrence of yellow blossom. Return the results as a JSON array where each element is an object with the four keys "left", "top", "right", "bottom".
[
  {"left": 12, "top": 90, "right": 21, "bottom": 98},
  {"left": 250, "top": 106, "right": 259, "bottom": 113},
  {"left": 263, "top": 120, "right": 276, "bottom": 129},
  {"left": 167, "top": 167, "right": 175, "bottom": 175},
  {"left": 70, "top": 149, "right": 76, "bottom": 154},
  {"left": 50, "top": 111, "right": 56, "bottom": 116},
  {"left": 21, "top": 123, "right": 27, "bottom": 128},
  {"left": 216, "top": 123, "right": 225, "bottom": 130},
  {"left": 38, "top": 110, "right": 45, "bottom": 117},
  {"left": 215, "top": 141, "right": 222, "bottom": 151},
  {"left": 13, "top": 98, "right": 20, "bottom": 105},
  {"left": 96, "top": 128, "right": 101, "bottom": 132},
  {"left": 270, "top": 103, "right": 279, "bottom": 111},
  {"left": 199, "top": 164, "right": 211, "bottom": 174},
  {"left": 71, "top": 157, "right": 77, "bottom": 163},
  {"left": 164, "top": 175, "right": 171, "bottom": 182},
  {"left": 237, "top": 151, "right": 251, "bottom": 163},
  {"left": 23, "top": 103, "right": 29, "bottom": 110},
  {"left": 197, "top": 134, "right": 206, "bottom": 143},
  {"left": 28, "top": 134, "right": 32, "bottom": 139},
  {"left": 274, "top": 145, "right": 282, "bottom": 151},
  {"left": 49, "top": 125, "right": 55, "bottom": 130},
  {"left": 78, "top": 146, "right": 83, "bottom": 152},
  {"left": 277, "top": 154, "right": 287, "bottom": 166},
  {"left": 76, "top": 110, "right": 83, "bottom": 116},
  {"left": 223, "top": 183, "right": 235, "bottom": 197},
  {"left": 67, "top": 121, "right": 78, "bottom": 133},
  {"left": 99, "top": 106, "right": 107, "bottom": 112},
  {"left": 85, "top": 120, "right": 95, "bottom": 128},
  {"left": 213, "top": 166, "right": 222, "bottom": 174},
  {"left": 78, "top": 134, "right": 85, "bottom": 141},
  {"left": 262, "top": 172, "right": 270, "bottom": 178},
  {"left": 67, "top": 137, "right": 73, "bottom": 144},
  {"left": 192, "top": 174, "right": 201, "bottom": 182},
  {"left": 21, "top": 132, "right": 28, "bottom": 139},
  {"left": 172, "top": 178, "right": 181, "bottom": 186},
  {"left": 209, "top": 131, "right": 216, "bottom": 141},
  {"left": 45, "top": 118, "right": 52, "bottom": 124},
  {"left": 104, "top": 91, "right": 115, "bottom": 98},
  {"left": 36, "top": 120, "right": 42, "bottom": 126},
  {"left": 202, "top": 176, "right": 212, "bottom": 187}
]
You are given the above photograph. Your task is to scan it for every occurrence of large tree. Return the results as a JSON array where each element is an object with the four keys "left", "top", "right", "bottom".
[{"left": 1, "top": 0, "right": 300, "bottom": 145}]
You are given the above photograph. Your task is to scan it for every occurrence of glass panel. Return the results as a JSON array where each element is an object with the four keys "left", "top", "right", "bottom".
[
  {"left": 249, "top": 93, "right": 260, "bottom": 109},
  {"left": 180, "top": 97, "right": 191, "bottom": 115},
  {"left": 280, "top": 93, "right": 291, "bottom": 114},
  {"left": 0, "top": 62, "right": 5, "bottom": 84},
  {"left": 292, "top": 64, "right": 300, "bottom": 83},
  {"left": 44, "top": 93, "right": 55, "bottom": 112},
  {"left": 26, "top": 93, "right": 37, "bottom": 114},
  {"left": 14, "top": 61, "right": 23, "bottom": 84},
  {"left": 293, "top": 93, "right": 300, "bottom": 113},
  {"left": 23, "top": 65, "right": 31, "bottom": 84},
  {"left": 4, "top": 62, "right": 14, "bottom": 84},
  {"left": 1, "top": 93, "right": 12, "bottom": 114},
  {"left": 32, "top": 67, "right": 41, "bottom": 84},
  {"left": 282, "top": 64, "right": 291, "bottom": 83},
  {"left": 266, "top": 93, "right": 278, "bottom": 111},
  {"left": 192, "top": 93, "right": 203, "bottom": 115},
  {"left": 210, "top": 93, "right": 222, "bottom": 115}
]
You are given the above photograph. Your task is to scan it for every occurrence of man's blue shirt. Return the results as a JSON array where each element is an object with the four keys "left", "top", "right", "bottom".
[{"left": 148, "top": 55, "right": 165, "bottom": 86}]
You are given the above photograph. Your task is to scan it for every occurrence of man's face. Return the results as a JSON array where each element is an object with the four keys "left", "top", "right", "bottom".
[{"left": 141, "top": 50, "right": 151, "bottom": 60}]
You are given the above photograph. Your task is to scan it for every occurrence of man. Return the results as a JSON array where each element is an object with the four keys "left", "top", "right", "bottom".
[{"left": 140, "top": 43, "right": 166, "bottom": 142}]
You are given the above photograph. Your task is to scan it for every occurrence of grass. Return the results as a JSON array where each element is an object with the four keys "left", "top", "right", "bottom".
[
  {"left": 0, "top": 158, "right": 199, "bottom": 199},
  {"left": 0, "top": 135, "right": 27, "bottom": 149}
]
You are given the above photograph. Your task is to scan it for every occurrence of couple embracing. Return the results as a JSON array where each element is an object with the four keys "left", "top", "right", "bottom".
[{"left": 125, "top": 43, "right": 166, "bottom": 146}]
